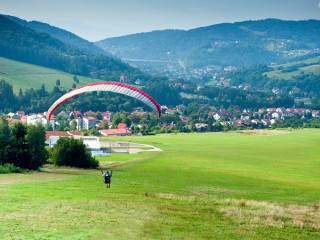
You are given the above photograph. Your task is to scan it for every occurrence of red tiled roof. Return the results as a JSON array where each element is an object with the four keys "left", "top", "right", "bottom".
[
  {"left": 99, "top": 129, "right": 131, "bottom": 135},
  {"left": 6, "top": 118, "right": 20, "bottom": 124},
  {"left": 117, "top": 123, "right": 127, "bottom": 129},
  {"left": 165, "top": 109, "right": 176, "bottom": 113},
  {"left": 45, "top": 131, "right": 81, "bottom": 142},
  {"left": 84, "top": 117, "right": 97, "bottom": 121}
]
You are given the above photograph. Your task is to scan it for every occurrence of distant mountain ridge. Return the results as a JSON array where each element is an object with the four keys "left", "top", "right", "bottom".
[
  {"left": 96, "top": 19, "right": 320, "bottom": 68},
  {"left": 5, "top": 15, "right": 108, "bottom": 56}
]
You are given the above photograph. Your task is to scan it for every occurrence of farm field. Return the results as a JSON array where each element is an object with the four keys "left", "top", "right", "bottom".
[
  {"left": 0, "top": 129, "right": 319, "bottom": 239},
  {"left": 0, "top": 56, "right": 99, "bottom": 93},
  {"left": 265, "top": 56, "right": 320, "bottom": 80}
]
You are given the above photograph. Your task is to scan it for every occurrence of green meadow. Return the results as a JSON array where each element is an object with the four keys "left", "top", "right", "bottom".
[
  {"left": 0, "top": 130, "right": 319, "bottom": 239},
  {"left": 265, "top": 56, "right": 320, "bottom": 80},
  {"left": 0, "top": 57, "right": 99, "bottom": 93}
]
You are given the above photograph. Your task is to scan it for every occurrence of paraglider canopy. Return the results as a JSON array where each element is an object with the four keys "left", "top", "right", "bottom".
[{"left": 46, "top": 82, "right": 161, "bottom": 120}]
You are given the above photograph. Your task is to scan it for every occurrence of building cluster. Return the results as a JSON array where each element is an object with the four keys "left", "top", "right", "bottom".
[
  {"left": 162, "top": 104, "right": 320, "bottom": 131},
  {"left": 2, "top": 104, "right": 319, "bottom": 135},
  {"left": 212, "top": 106, "right": 319, "bottom": 128}
]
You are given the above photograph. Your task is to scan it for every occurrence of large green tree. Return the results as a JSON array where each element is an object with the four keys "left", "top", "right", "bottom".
[
  {"left": 26, "top": 123, "right": 47, "bottom": 170},
  {"left": 7, "top": 123, "right": 29, "bottom": 169}
]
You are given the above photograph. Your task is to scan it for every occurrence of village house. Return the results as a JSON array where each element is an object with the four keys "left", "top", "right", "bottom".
[
  {"left": 135, "top": 79, "right": 141, "bottom": 85},
  {"left": 312, "top": 110, "right": 320, "bottom": 118},
  {"left": 69, "top": 111, "right": 82, "bottom": 118},
  {"left": 165, "top": 109, "right": 181, "bottom": 115},
  {"left": 195, "top": 123, "right": 208, "bottom": 131},
  {"left": 58, "top": 111, "right": 68, "bottom": 118},
  {"left": 83, "top": 117, "right": 98, "bottom": 129},
  {"left": 261, "top": 119, "right": 271, "bottom": 126},
  {"left": 251, "top": 119, "right": 260, "bottom": 124},
  {"left": 271, "top": 119, "right": 282, "bottom": 125},
  {"left": 7, "top": 112, "right": 20, "bottom": 119},
  {"left": 267, "top": 108, "right": 277, "bottom": 113},
  {"left": 276, "top": 107, "right": 286, "bottom": 113},
  {"left": 101, "top": 111, "right": 112, "bottom": 121},
  {"left": 16, "top": 111, "right": 25, "bottom": 117},
  {"left": 72, "top": 117, "right": 97, "bottom": 130},
  {"left": 213, "top": 111, "right": 228, "bottom": 121},
  {"left": 176, "top": 104, "right": 187, "bottom": 112},
  {"left": 240, "top": 113, "right": 250, "bottom": 121},
  {"left": 271, "top": 112, "right": 283, "bottom": 120},
  {"left": 27, "top": 114, "right": 55, "bottom": 129}
]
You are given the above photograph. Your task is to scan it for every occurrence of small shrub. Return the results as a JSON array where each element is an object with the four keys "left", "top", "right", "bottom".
[{"left": 0, "top": 163, "right": 22, "bottom": 173}]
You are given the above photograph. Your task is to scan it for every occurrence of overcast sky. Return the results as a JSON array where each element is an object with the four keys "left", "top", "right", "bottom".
[{"left": 1, "top": 0, "right": 320, "bottom": 42}]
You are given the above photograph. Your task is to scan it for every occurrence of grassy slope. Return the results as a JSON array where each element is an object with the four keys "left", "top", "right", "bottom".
[
  {"left": 0, "top": 130, "right": 319, "bottom": 239},
  {"left": 265, "top": 56, "right": 320, "bottom": 80},
  {"left": 0, "top": 56, "right": 100, "bottom": 93}
]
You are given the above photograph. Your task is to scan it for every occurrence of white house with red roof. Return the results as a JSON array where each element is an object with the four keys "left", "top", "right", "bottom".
[
  {"left": 27, "top": 113, "right": 55, "bottom": 129},
  {"left": 83, "top": 117, "right": 98, "bottom": 129},
  {"left": 286, "top": 108, "right": 295, "bottom": 117},
  {"left": 271, "top": 112, "right": 283, "bottom": 120},
  {"left": 165, "top": 109, "right": 181, "bottom": 115},
  {"left": 251, "top": 119, "right": 260, "bottom": 124},
  {"left": 276, "top": 107, "right": 286, "bottom": 113},
  {"left": 101, "top": 111, "right": 112, "bottom": 120},
  {"left": 16, "top": 111, "right": 25, "bottom": 117},
  {"left": 312, "top": 110, "right": 320, "bottom": 118},
  {"left": 267, "top": 108, "right": 277, "bottom": 113},
  {"left": 73, "top": 117, "right": 97, "bottom": 130},
  {"left": 240, "top": 113, "right": 250, "bottom": 121},
  {"left": 176, "top": 104, "right": 187, "bottom": 111},
  {"left": 261, "top": 119, "right": 271, "bottom": 126}
]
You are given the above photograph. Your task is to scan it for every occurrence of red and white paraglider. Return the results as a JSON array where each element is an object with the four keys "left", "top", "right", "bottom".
[{"left": 46, "top": 82, "right": 161, "bottom": 120}]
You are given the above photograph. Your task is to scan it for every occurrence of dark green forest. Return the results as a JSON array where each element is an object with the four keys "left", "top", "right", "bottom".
[
  {"left": 5, "top": 15, "right": 108, "bottom": 56},
  {"left": 0, "top": 15, "right": 141, "bottom": 81}
]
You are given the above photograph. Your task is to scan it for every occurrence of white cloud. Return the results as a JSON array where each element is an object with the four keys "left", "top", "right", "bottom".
[{"left": 318, "top": 1, "right": 320, "bottom": 8}]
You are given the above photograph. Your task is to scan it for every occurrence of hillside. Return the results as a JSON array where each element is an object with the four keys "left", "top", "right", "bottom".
[
  {"left": 5, "top": 15, "right": 108, "bottom": 56},
  {"left": 0, "top": 56, "right": 99, "bottom": 93},
  {"left": 226, "top": 56, "right": 320, "bottom": 98},
  {"left": 96, "top": 19, "right": 320, "bottom": 69},
  {"left": 0, "top": 14, "right": 141, "bottom": 81}
]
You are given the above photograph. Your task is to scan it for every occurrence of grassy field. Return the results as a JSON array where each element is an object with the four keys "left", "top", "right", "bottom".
[
  {"left": 265, "top": 56, "right": 320, "bottom": 80},
  {"left": 0, "top": 130, "right": 319, "bottom": 239},
  {"left": 0, "top": 57, "right": 100, "bottom": 93}
]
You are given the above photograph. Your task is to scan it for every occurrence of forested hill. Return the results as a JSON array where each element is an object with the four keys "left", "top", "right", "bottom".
[
  {"left": 0, "top": 14, "right": 140, "bottom": 81},
  {"left": 96, "top": 19, "right": 320, "bottom": 68},
  {"left": 5, "top": 15, "right": 108, "bottom": 56}
]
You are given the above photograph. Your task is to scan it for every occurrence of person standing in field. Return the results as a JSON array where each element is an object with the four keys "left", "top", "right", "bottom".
[{"left": 101, "top": 170, "right": 113, "bottom": 188}]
